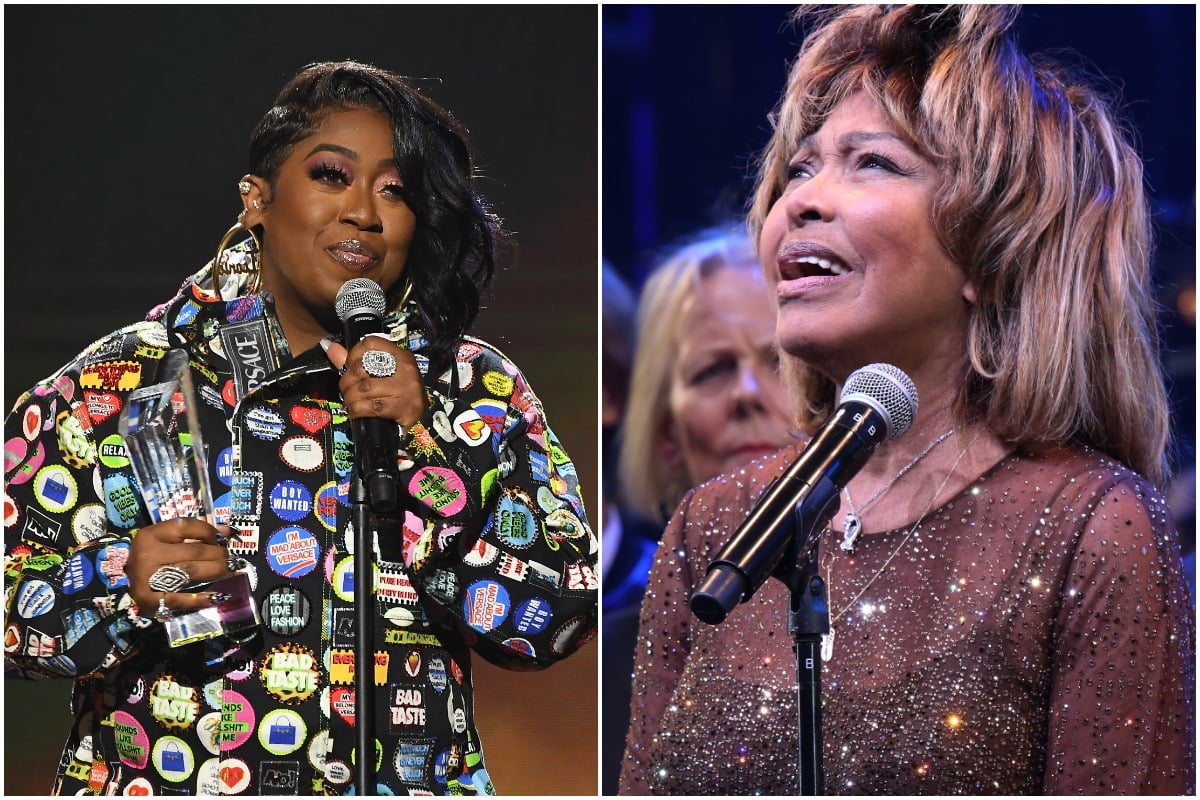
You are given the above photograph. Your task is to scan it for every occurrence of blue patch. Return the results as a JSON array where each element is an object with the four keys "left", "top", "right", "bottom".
[
  {"left": 462, "top": 580, "right": 510, "bottom": 634},
  {"left": 61, "top": 553, "right": 95, "bottom": 595},
  {"left": 269, "top": 481, "right": 311, "bottom": 523},
  {"left": 95, "top": 542, "right": 131, "bottom": 589},
  {"left": 264, "top": 526, "right": 319, "bottom": 578},
  {"left": 173, "top": 301, "right": 201, "bottom": 328},
  {"left": 512, "top": 597, "right": 553, "bottom": 635},
  {"left": 332, "top": 431, "right": 354, "bottom": 477},
  {"left": 215, "top": 447, "right": 236, "bottom": 486},
  {"left": 527, "top": 451, "right": 551, "bottom": 483},
  {"left": 104, "top": 473, "right": 142, "bottom": 530},
  {"left": 493, "top": 494, "right": 537, "bottom": 549}
]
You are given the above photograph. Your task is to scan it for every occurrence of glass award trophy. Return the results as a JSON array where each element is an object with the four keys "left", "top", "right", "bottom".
[{"left": 119, "top": 349, "right": 260, "bottom": 649}]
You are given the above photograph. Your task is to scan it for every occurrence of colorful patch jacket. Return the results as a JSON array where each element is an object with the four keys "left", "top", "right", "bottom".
[{"left": 3, "top": 267, "right": 598, "bottom": 795}]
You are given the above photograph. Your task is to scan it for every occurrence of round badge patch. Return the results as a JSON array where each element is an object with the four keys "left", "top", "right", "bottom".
[
  {"left": 5, "top": 438, "right": 45, "bottom": 485},
  {"left": 332, "top": 557, "right": 378, "bottom": 603},
  {"left": 408, "top": 467, "right": 468, "bottom": 517},
  {"left": 150, "top": 674, "right": 200, "bottom": 731},
  {"left": 280, "top": 435, "right": 324, "bottom": 472},
  {"left": 103, "top": 474, "right": 142, "bottom": 530},
  {"left": 220, "top": 689, "right": 256, "bottom": 750},
  {"left": 216, "top": 757, "right": 252, "bottom": 794},
  {"left": 315, "top": 481, "right": 339, "bottom": 531},
  {"left": 123, "top": 777, "right": 154, "bottom": 796},
  {"left": 94, "top": 541, "right": 131, "bottom": 589},
  {"left": 269, "top": 480, "right": 312, "bottom": 522},
  {"left": 152, "top": 735, "right": 195, "bottom": 783},
  {"left": 97, "top": 434, "right": 131, "bottom": 469},
  {"left": 215, "top": 447, "right": 236, "bottom": 486},
  {"left": 331, "top": 431, "right": 353, "bottom": 478},
  {"left": 61, "top": 553, "right": 95, "bottom": 595},
  {"left": 513, "top": 597, "right": 553, "bottom": 635},
  {"left": 258, "top": 707, "right": 307, "bottom": 756},
  {"left": 462, "top": 537, "right": 499, "bottom": 567},
  {"left": 111, "top": 711, "right": 150, "bottom": 770},
  {"left": 71, "top": 503, "right": 107, "bottom": 545},
  {"left": 34, "top": 464, "right": 77, "bottom": 514},
  {"left": 494, "top": 493, "right": 538, "bottom": 549},
  {"left": 427, "top": 656, "right": 448, "bottom": 694},
  {"left": 15, "top": 579, "right": 55, "bottom": 619},
  {"left": 261, "top": 585, "right": 311, "bottom": 636},
  {"left": 197, "top": 711, "right": 222, "bottom": 755},
  {"left": 245, "top": 406, "right": 286, "bottom": 441},
  {"left": 21, "top": 404, "right": 42, "bottom": 442},
  {"left": 265, "top": 526, "right": 320, "bottom": 578},
  {"left": 195, "top": 757, "right": 221, "bottom": 796},
  {"left": 462, "top": 580, "right": 510, "bottom": 634},
  {"left": 260, "top": 643, "right": 320, "bottom": 705}
]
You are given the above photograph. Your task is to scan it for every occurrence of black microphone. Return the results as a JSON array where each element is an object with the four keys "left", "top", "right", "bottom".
[
  {"left": 690, "top": 363, "right": 918, "bottom": 625},
  {"left": 335, "top": 277, "right": 400, "bottom": 514}
]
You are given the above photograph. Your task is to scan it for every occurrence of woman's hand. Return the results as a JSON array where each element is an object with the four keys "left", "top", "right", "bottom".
[
  {"left": 126, "top": 517, "right": 234, "bottom": 618},
  {"left": 322, "top": 337, "right": 427, "bottom": 428}
]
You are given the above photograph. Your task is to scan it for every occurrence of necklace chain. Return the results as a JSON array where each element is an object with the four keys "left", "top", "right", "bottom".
[
  {"left": 840, "top": 426, "right": 957, "bottom": 553},
  {"left": 821, "top": 428, "right": 985, "bottom": 661}
]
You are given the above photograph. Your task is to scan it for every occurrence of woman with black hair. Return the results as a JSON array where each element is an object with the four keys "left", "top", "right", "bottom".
[{"left": 4, "top": 61, "right": 597, "bottom": 795}]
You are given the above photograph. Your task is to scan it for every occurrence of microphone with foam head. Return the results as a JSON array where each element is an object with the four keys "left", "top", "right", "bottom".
[
  {"left": 335, "top": 277, "right": 400, "bottom": 514},
  {"left": 690, "top": 363, "right": 918, "bottom": 625}
]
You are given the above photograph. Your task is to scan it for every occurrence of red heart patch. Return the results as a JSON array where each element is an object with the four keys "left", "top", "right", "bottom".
[
  {"left": 291, "top": 407, "right": 332, "bottom": 434},
  {"left": 126, "top": 783, "right": 150, "bottom": 796},
  {"left": 331, "top": 686, "right": 355, "bottom": 725},
  {"left": 220, "top": 765, "right": 245, "bottom": 787}
]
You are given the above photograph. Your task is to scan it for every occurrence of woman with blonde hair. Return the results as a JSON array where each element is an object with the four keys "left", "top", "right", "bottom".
[
  {"left": 621, "top": 6, "right": 1193, "bottom": 794},
  {"left": 618, "top": 228, "right": 796, "bottom": 525}
]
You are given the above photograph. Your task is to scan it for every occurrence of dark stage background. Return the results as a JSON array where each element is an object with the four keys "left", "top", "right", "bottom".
[
  {"left": 601, "top": 4, "right": 1196, "bottom": 792},
  {"left": 4, "top": 5, "right": 597, "bottom": 796}
]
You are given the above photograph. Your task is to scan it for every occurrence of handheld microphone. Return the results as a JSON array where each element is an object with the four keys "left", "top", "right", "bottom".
[
  {"left": 335, "top": 277, "right": 400, "bottom": 514},
  {"left": 690, "top": 363, "right": 918, "bottom": 625}
]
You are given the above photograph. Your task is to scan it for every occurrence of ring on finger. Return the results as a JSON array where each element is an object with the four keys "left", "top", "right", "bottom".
[
  {"left": 148, "top": 564, "right": 191, "bottom": 593},
  {"left": 227, "top": 555, "right": 240, "bottom": 574},
  {"left": 362, "top": 349, "right": 398, "bottom": 378},
  {"left": 155, "top": 596, "right": 173, "bottom": 622}
]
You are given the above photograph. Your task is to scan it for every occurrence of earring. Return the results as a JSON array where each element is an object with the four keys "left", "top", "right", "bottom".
[
  {"left": 212, "top": 216, "right": 262, "bottom": 295},
  {"left": 238, "top": 180, "right": 251, "bottom": 195},
  {"left": 396, "top": 280, "right": 414, "bottom": 308}
]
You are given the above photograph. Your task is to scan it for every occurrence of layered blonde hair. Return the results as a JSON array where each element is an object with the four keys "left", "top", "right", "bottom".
[
  {"left": 748, "top": 5, "right": 1170, "bottom": 486},
  {"left": 618, "top": 229, "right": 766, "bottom": 523}
]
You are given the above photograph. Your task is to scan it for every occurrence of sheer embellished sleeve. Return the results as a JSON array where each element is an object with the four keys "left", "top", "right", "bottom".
[
  {"left": 619, "top": 488, "right": 699, "bottom": 794},
  {"left": 1045, "top": 477, "right": 1195, "bottom": 794}
]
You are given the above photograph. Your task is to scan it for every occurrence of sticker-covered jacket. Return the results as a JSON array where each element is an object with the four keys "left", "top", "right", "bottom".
[{"left": 3, "top": 267, "right": 598, "bottom": 795}]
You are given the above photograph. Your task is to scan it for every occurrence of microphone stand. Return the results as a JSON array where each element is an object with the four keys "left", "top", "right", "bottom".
[
  {"left": 351, "top": 473, "right": 376, "bottom": 796},
  {"left": 771, "top": 473, "right": 840, "bottom": 796}
]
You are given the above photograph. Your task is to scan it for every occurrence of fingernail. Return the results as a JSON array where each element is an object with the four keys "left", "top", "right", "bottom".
[
  {"left": 318, "top": 337, "right": 333, "bottom": 353},
  {"left": 209, "top": 591, "right": 232, "bottom": 605}
]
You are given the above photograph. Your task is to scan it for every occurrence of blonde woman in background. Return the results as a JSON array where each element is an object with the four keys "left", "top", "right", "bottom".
[{"left": 603, "top": 228, "right": 796, "bottom": 793}]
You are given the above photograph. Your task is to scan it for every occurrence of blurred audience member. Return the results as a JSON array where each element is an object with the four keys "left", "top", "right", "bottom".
[{"left": 603, "top": 229, "right": 798, "bottom": 792}]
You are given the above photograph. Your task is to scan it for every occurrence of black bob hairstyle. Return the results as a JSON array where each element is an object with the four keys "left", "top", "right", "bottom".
[{"left": 248, "top": 60, "right": 502, "bottom": 370}]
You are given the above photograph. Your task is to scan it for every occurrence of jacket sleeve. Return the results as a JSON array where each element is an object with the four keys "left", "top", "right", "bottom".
[
  {"left": 390, "top": 340, "right": 597, "bottom": 669},
  {"left": 4, "top": 332, "right": 162, "bottom": 680}
]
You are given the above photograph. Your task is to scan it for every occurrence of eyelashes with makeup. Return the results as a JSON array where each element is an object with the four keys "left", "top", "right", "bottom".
[
  {"left": 308, "top": 162, "right": 407, "bottom": 199},
  {"left": 785, "top": 151, "right": 910, "bottom": 182}
]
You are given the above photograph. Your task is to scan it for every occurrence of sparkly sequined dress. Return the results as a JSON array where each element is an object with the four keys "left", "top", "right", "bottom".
[{"left": 619, "top": 443, "right": 1195, "bottom": 795}]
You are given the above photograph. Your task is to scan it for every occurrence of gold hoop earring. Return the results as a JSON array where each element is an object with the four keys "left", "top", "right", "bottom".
[
  {"left": 212, "top": 218, "right": 262, "bottom": 295},
  {"left": 397, "top": 280, "right": 414, "bottom": 308}
]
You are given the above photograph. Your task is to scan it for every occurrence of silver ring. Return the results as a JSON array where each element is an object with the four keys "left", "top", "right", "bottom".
[
  {"left": 362, "top": 349, "right": 397, "bottom": 378},
  {"left": 148, "top": 564, "right": 191, "bottom": 593},
  {"left": 155, "top": 597, "right": 173, "bottom": 621}
]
